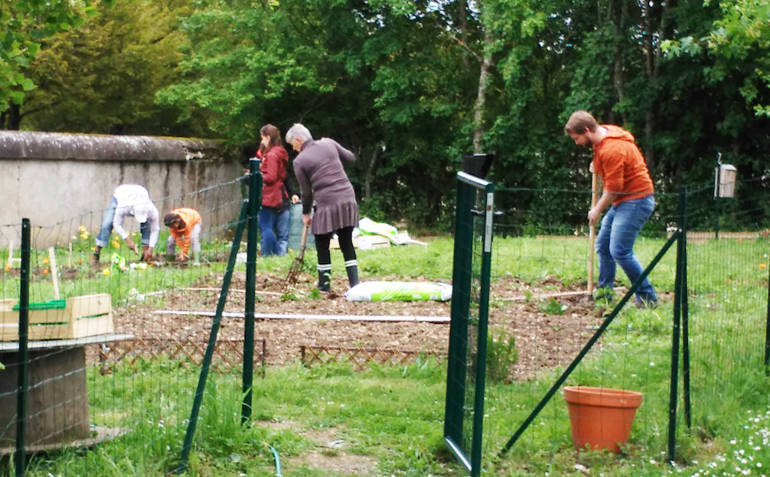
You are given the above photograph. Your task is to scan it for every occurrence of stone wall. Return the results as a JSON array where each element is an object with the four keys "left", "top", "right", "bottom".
[{"left": 0, "top": 131, "right": 244, "bottom": 248}]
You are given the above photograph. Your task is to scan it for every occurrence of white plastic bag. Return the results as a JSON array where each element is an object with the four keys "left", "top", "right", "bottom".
[{"left": 345, "top": 281, "right": 452, "bottom": 302}]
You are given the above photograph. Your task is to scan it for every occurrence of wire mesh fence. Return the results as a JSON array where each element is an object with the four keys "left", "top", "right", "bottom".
[
  {"left": 0, "top": 169, "right": 767, "bottom": 475},
  {"left": 480, "top": 179, "right": 768, "bottom": 467},
  {"left": 0, "top": 177, "right": 250, "bottom": 474}
]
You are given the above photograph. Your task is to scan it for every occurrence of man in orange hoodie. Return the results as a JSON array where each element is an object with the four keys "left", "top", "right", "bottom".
[
  {"left": 164, "top": 208, "right": 202, "bottom": 265},
  {"left": 565, "top": 110, "right": 658, "bottom": 308}
]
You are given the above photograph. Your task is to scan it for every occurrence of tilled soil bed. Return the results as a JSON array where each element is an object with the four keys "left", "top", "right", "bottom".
[{"left": 111, "top": 271, "right": 604, "bottom": 381}]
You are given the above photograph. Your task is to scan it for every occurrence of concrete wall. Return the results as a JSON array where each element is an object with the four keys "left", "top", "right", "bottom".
[{"left": 0, "top": 131, "right": 244, "bottom": 248}]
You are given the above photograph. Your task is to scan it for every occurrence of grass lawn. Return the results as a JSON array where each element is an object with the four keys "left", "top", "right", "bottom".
[{"left": 2, "top": 234, "right": 769, "bottom": 476}]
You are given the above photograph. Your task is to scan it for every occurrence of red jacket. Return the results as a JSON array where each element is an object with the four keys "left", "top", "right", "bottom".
[{"left": 259, "top": 145, "right": 289, "bottom": 208}]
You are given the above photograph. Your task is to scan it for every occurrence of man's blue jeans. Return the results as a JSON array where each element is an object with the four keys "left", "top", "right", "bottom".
[
  {"left": 595, "top": 195, "right": 657, "bottom": 303},
  {"left": 95, "top": 197, "right": 150, "bottom": 247},
  {"left": 258, "top": 207, "right": 290, "bottom": 256}
]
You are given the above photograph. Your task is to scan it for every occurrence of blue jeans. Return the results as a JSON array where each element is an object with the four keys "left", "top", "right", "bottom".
[
  {"left": 258, "top": 207, "right": 290, "bottom": 256},
  {"left": 95, "top": 198, "right": 150, "bottom": 247},
  {"left": 595, "top": 195, "right": 657, "bottom": 303}
]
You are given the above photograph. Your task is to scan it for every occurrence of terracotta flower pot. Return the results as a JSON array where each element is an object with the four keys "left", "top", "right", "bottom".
[{"left": 563, "top": 386, "right": 643, "bottom": 453}]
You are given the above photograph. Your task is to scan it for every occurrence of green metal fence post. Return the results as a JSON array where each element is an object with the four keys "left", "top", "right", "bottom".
[
  {"left": 765, "top": 250, "right": 770, "bottom": 376},
  {"left": 15, "top": 218, "right": 30, "bottom": 477},
  {"left": 444, "top": 178, "right": 473, "bottom": 443},
  {"left": 470, "top": 184, "right": 494, "bottom": 476},
  {"left": 680, "top": 188, "right": 692, "bottom": 429},
  {"left": 667, "top": 189, "right": 685, "bottom": 464},
  {"left": 177, "top": 201, "right": 249, "bottom": 474},
  {"left": 714, "top": 153, "right": 721, "bottom": 240},
  {"left": 243, "top": 159, "right": 262, "bottom": 424}
]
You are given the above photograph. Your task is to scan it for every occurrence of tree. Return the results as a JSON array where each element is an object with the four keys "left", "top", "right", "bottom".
[
  {"left": 20, "top": 0, "right": 199, "bottom": 136},
  {"left": 0, "top": 0, "right": 105, "bottom": 129},
  {"left": 157, "top": 0, "right": 480, "bottom": 225}
]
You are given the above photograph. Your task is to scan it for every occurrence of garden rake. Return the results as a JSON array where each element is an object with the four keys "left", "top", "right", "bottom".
[{"left": 285, "top": 224, "right": 309, "bottom": 288}]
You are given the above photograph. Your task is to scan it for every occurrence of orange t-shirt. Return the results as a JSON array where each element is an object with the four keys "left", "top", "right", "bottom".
[
  {"left": 592, "top": 125, "right": 654, "bottom": 205},
  {"left": 169, "top": 208, "right": 201, "bottom": 255}
]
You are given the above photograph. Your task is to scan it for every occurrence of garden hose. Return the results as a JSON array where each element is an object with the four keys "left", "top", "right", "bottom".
[{"left": 269, "top": 445, "right": 282, "bottom": 476}]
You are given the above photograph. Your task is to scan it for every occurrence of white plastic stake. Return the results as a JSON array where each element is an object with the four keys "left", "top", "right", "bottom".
[{"left": 49, "top": 247, "right": 60, "bottom": 299}]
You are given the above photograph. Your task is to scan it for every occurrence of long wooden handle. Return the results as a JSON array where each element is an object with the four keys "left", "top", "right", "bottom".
[
  {"left": 588, "top": 172, "right": 598, "bottom": 295},
  {"left": 297, "top": 224, "right": 308, "bottom": 260}
]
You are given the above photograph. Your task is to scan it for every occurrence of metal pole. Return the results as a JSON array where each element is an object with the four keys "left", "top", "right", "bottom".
[
  {"left": 765, "top": 250, "right": 770, "bottom": 376},
  {"left": 714, "top": 152, "right": 722, "bottom": 240},
  {"left": 242, "top": 159, "right": 262, "bottom": 424},
  {"left": 680, "top": 188, "right": 692, "bottom": 429},
  {"left": 177, "top": 202, "right": 249, "bottom": 473},
  {"left": 667, "top": 190, "right": 685, "bottom": 464},
  {"left": 15, "top": 218, "right": 30, "bottom": 477}
]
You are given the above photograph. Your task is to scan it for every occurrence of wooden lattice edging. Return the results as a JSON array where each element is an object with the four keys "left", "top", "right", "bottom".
[
  {"left": 95, "top": 339, "right": 445, "bottom": 373},
  {"left": 97, "top": 337, "right": 266, "bottom": 374},
  {"left": 300, "top": 345, "right": 446, "bottom": 370}
]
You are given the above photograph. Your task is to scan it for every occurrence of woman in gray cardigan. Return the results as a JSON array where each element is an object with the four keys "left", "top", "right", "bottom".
[{"left": 285, "top": 123, "right": 360, "bottom": 292}]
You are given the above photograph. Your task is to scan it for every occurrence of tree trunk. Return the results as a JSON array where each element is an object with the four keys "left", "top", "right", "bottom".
[
  {"left": 363, "top": 143, "right": 382, "bottom": 200},
  {"left": 1, "top": 104, "right": 22, "bottom": 130},
  {"left": 472, "top": 33, "right": 493, "bottom": 154},
  {"left": 640, "top": 0, "right": 670, "bottom": 171},
  {"left": 611, "top": 0, "right": 627, "bottom": 123}
]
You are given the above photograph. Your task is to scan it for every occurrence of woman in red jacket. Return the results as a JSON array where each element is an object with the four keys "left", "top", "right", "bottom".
[{"left": 257, "top": 124, "right": 291, "bottom": 256}]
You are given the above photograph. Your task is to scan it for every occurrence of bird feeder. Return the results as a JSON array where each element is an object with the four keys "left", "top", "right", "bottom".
[{"left": 714, "top": 162, "right": 736, "bottom": 198}]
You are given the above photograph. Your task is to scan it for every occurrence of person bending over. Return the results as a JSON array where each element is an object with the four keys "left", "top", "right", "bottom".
[
  {"left": 164, "top": 208, "right": 202, "bottom": 265},
  {"left": 92, "top": 184, "right": 159, "bottom": 264},
  {"left": 565, "top": 110, "right": 658, "bottom": 308}
]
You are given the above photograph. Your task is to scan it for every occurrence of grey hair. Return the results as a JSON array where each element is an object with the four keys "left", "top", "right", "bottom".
[{"left": 285, "top": 123, "right": 313, "bottom": 144}]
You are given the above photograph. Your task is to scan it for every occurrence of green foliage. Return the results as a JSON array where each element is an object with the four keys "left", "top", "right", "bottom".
[
  {"left": 486, "top": 327, "right": 518, "bottom": 383},
  {"left": 0, "top": 0, "right": 108, "bottom": 124},
  {"left": 705, "top": 0, "right": 770, "bottom": 117},
  {"left": 20, "top": 0, "right": 200, "bottom": 135},
  {"left": 538, "top": 297, "right": 565, "bottom": 315},
  {"left": 4, "top": 0, "right": 770, "bottom": 231}
]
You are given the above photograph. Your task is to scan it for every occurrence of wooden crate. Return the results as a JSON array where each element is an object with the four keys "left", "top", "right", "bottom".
[{"left": 0, "top": 294, "right": 113, "bottom": 341}]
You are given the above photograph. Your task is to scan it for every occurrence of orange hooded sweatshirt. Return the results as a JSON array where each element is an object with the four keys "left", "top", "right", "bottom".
[
  {"left": 169, "top": 208, "right": 201, "bottom": 256},
  {"left": 592, "top": 125, "right": 654, "bottom": 206}
]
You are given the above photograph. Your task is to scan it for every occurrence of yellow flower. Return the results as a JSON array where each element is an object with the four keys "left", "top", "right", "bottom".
[
  {"left": 4, "top": 264, "right": 10, "bottom": 272},
  {"left": 43, "top": 257, "right": 49, "bottom": 264},
  {"left": 112, "top": 240, "right": 120, "bottom": 249},
  {"left": 103, "top": 268, "right": 111, "bottom": 275},
  {"left": 760, "top": 263, "right": 767, "bottom": 269}
]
